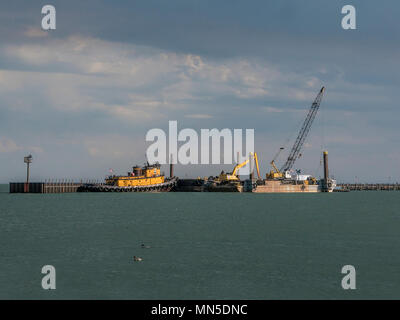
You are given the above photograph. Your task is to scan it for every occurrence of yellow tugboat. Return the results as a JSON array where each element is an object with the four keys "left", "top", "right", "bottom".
[{"left": 79, "top": 162, "right": 177, "bottom": 192}]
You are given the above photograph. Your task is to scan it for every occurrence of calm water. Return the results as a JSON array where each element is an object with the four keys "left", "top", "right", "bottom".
[{"left": 1, "top": 184, "right": 399, "bottom": 299}]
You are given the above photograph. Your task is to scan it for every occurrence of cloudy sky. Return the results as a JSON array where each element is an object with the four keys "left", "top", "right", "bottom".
[{"left": 1, "top": 0, "right": 399, "bottom": 183}]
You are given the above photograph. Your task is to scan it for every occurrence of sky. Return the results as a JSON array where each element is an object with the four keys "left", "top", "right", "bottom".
[{"left": 0, "top": 0, "right": 399, "bottom": 183}]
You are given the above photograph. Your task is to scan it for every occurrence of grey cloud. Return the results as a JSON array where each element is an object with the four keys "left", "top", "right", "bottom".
[{"left": 1, "top": 1, "right": 400, "bottom": 182}]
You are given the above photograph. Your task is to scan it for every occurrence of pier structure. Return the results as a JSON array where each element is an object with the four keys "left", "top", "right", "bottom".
[
  {"left": 337, "top": 183, "right": 400, "bottom": 191},
  {"left": 9, "top": 180, "right": 94, "bottom": 193}
]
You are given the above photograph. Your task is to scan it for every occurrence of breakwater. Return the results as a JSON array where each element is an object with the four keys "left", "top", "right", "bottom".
[
  {"left": 337, "top": 183, "right": 400, "bottom": 191},
  {"left": 10, "top": 181, "right": 84, "bottom": 193}
]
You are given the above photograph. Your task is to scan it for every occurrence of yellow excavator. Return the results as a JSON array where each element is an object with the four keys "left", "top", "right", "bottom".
[
  {"left": 218, "top": 152, "right": 261, "bottom": 182},
  {"left": 266, "top": 147, "right": 284, "bottom": 179}
]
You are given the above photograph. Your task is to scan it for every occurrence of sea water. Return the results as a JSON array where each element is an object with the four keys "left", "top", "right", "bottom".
[{"left": 1, "top": 184, "right": 399, "bottom": 299}]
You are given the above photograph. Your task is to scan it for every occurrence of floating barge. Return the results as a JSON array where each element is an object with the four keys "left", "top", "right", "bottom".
[
  {"left": 174, "top": 179, "right": 242, "bottom": 192},
  {"left": 174, "top": 179, "right": 206, "bottom": 192},
  {"left": 251, "top": 180, "right": 326, "bottom": 193}
]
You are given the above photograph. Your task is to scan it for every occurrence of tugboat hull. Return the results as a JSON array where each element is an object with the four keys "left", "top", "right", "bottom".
[{"left": 78, "top": 177, "right": 178, "bottom": 192}]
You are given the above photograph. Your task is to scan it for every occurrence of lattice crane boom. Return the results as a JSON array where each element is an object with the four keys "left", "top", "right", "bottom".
[{"left": 280, "top": 87, "right": 325, "bottom": 172}]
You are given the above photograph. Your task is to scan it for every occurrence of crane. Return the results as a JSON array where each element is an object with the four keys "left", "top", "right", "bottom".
[
  {"left": 280, "top": 87, "right": 325, "bottom": 173},
  {"left": 267, "top": 147, "right": 284, "bottom": 179}
]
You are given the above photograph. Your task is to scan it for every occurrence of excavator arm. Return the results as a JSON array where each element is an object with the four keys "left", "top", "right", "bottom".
[
  {"left": 218, "top": 153, "right": 260, "bottom": 182},
  {"left": 253, "top": 152, "right": 261, "bottom": 180},
  {"left": 270, "top": 160, "right": 280, "bottom": 174},
  {"left": 270, "top": 147, "right": 284, "bottom": 174},
  {"left": 232, "top": 159, "right": 249, "bottom": 176}
]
